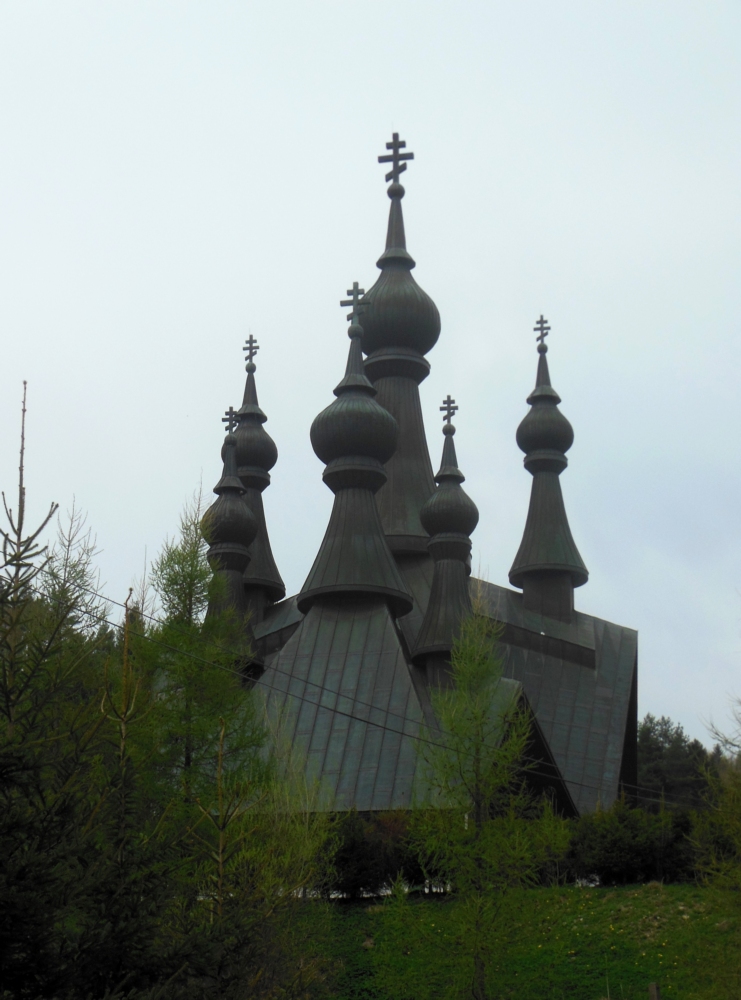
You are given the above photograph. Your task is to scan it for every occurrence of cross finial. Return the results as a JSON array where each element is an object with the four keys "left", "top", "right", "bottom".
[
  {"left": 534, "top": 315, "right": 550, "bottom": 348},
  {"left": 243, "top": 334, "right": 259, "bottom": 366},
  {"left": 340, "top": 281, "right": 366, "bottom": 323},
  {"left": 222, "top": 406, "right": 238, "bottom": 433},
  {"left": 378, "top": 132, "right": 414, "bottom": 184},
  {"left": 440, "top": 394, "right": 458, "bottom": 424}
]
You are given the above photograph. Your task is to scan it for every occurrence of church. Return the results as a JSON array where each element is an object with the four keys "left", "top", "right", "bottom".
[{"left": 203, "top": 134, "right": 638, "bottom": 818}]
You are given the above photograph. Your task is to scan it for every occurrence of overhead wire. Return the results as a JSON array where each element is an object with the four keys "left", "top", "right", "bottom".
[
  {"left": 28, "top": 578, "right": 685, "bottom": 810},
  {"left": 68, "top": 581, "right": 679, "bottom": 807}
]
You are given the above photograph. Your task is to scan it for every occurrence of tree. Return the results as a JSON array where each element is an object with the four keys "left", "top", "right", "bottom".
[
  {"left": 378, "top": 611, "right": 569, "bottom": 1000},
  {"left": 0, "top": 387, "right": 167, "bottom": 997},
  {"left": 146, "top": 490, "right": 259, "bottom": 806},
  {"left": 693, "top": 703, "right": 741, "bottom": 894},
  {"left": 637, "top": 713, "right": 719, "bottom": 812},
  {"left": 132, "top": 491, "right": 332, "bottom": 998},
  {"left": 0, "top": 397, "right": 333, "bottom": 998}
]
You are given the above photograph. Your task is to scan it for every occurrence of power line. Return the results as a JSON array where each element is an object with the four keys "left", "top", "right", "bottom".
[
  {"left": 31, "top": 580, "right": 679, "bottom": 807},
  {"left": 28, "top": 579, "right": 682, "bottom": 809}
]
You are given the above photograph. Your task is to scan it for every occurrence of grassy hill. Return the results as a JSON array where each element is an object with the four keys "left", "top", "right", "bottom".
[{"left": 322, "top": 884, "right": 740, "bottom": 1000}]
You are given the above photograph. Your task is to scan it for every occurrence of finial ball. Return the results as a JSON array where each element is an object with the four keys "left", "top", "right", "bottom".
[
  {"left": 537, "top": 342, "right": 548, "bottom": 355},
  {"left": 387, "top": 182, "right": 405, "bottom": 199},
  {"left": 347, "top": 322, "right": 363, "bottom": 339},
  {"left": 246, "top": 361, "right": 256, "bottom": 374},
  {"left": 443, "top": 422, "right": 456, "bottom": 436}
]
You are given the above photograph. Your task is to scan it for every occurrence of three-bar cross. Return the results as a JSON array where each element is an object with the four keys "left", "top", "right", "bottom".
[
  {"left": 243, "top": 334, "right": 259, "bottom": 364},
  {"left": 340, "top": 281, "right": 365, "bottom": 323},
  {"left": 222, "top": 406, "right": 238, "bottom": 433},
  {"left": 534, "top": 315, "right": 551, "bottom": 346},
  {"left": 440, "top": 395, "right": 458, "bottom": 424},
  {"left": 378, "top": 132, "right": 414, "bottom": 184}
]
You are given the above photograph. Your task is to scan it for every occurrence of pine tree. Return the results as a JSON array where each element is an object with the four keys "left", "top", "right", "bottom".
[{"left": 379, "top": 610, "right": 568, "bottom": 1000}]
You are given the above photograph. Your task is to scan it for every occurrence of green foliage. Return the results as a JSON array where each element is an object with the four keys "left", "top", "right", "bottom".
[
  {"left": 567, "top": 798, "right": 696, "bottom": 885},
  {"left": 0, "top": 448, "right": 332, "bottom": 999},
  {"left": 326, "top": 884, "right": 741, "bottom": 1000},
  {"left": 377, "top": 611, "right": 568, "bottom": 1000},
  {"left": 693, "top": 754, "right": 741, "bottom": 893},
  {"left": 151, "top": 491, "right": 212, "bottom": 626},
  {"left": 331, "top": 810, "right": 423, "bottom": 898},
  {"left": 638, "top": 713, "right": 719, "bottom": 812}
]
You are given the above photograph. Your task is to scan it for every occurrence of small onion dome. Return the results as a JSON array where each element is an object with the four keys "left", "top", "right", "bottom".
[
  {"left": 223, "top": 360, "right": 278, "bottom": 479},
  {"left": 509, "top": 326, "right": 589, "bottom": 597},
  {"left": 420, "top": 423, "right": 479, "bottom": 538},
  {"left": 359, "top": 181, "right": 441, "bottom": 358},
  {"left": 202, "top": 434, "right": 257, "bottom": 567},
  {"left": 515, "top": 343, "right": 574, "bottom": 473},
  {"left": 310, "top": 325, "right": 398, "bottom": 466},
  {"left": 516, "top": 396, "right": 574, "bottom": 455},
  {"left": 299, "top": 316, "right": 412, "bottom": 617}
]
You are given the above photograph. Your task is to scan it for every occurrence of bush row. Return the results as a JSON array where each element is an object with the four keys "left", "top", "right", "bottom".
[{"left": 330, "top": 800, "right": 715, "bottom": 896}]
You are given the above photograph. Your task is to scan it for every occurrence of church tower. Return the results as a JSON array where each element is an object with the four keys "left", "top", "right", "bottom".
[
  {"left": 209, "top": 137, "right": 638, "bottom": 817},
  {"left": 509, "top": 316, "right": 588, "bottom": 622},
  {"left": 358, "top": 134, "right": 441, "bottom": 647},
  {"left": 230, "top": 337, "right": 285, "bottom": 623},
  {"left": 413, "top": 396, "right": 479, "bottom": 684}
]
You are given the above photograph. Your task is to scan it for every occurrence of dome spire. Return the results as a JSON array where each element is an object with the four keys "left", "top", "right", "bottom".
[
  {"left": 202, "top": 423, "right": 258, "bottom": 623},
  {"left": 298, "top": 286, "right": 413, "bottom": 616},
  {"left": 377, "top": 132, "right": 415, "bottom": 265},
  {"left": 357, "top": 133, "right": 441, "bottom": 642},
  {"left": 509, "top": 317, "right": 588, "bottom": 623},
  {"left": 414, "top": 398, "right": 479, "bottom": 670},
  {"left": 229, "top": 335, "right": 285, "bottom": 623}
]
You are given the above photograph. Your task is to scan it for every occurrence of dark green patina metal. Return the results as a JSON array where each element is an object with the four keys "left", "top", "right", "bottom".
[
  {"left": 206, "top": 134, "right": 636, "bottom": 818},
  {"left": 413, "top": 402, "right": 479, "bottom": 663},
  {"left": 509, "top": 318, "right": 588, "bottom": 623},
  {"left": 228, "top": 337, "right": 285, "bottom": 623}
]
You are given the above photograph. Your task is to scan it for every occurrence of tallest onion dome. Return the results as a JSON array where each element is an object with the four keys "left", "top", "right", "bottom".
[{"left": 358, "top": 134, "right": 441, "bottom": 359}]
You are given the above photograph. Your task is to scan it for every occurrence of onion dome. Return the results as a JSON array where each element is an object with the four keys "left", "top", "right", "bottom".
[
  {"left": 414, "top": 398, "right": 478, "bottom": 662},
  {"left": 299, "top": 290, "right": 413, "bottom": 617},
  {"left": 310, "top": 325, "right": 398, "bottom": 480},
  {"left": 515, "top": 346, "right": 574, "bottom": 462},
  {"left": 359, "top": 133, "right": 441, "bottom": 364},
  {"left": 420, "top": 413, "right": 479, "bottom": 539},
  {"left": 356, "top": 134, "right": 440, "bottom": 573},
  {"left": 226, "top": 335, "right": 278, "bottom": 487},
  {"left": 509, "top": 317, "right": 588, "bottom": 622},
  {"left": 223, "top": 336, "right": 285, "bottom": 611},
  {"left": 202, "top": 432, "right": 257, "bottom": 576}
]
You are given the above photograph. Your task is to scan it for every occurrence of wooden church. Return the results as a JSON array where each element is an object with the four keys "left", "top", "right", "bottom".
[{"left": 203, "top": 134, "right": 638, "bottom": 818}]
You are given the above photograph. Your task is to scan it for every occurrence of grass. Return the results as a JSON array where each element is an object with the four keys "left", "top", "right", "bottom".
[{"left": 321, "top": 884, "right": 741, "bottom": 999}]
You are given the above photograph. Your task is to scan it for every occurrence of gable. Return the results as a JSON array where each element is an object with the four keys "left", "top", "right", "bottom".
[
  {"left": 257, "top": 596, "right": 424, "bottom": 811},
  {"left": 476, "top": 580, "right": 638, "bottom": 814}
]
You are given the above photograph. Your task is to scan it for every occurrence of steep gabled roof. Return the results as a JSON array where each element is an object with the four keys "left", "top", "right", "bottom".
[
  {"left": 257, "top": 597, "right": 424, "bottom": 811},
  {"left": 476, "top": 580, "right": 637, "bottom": 814},
  {"left": 253, "top": 577, "right": 635, "bottom": 816}
]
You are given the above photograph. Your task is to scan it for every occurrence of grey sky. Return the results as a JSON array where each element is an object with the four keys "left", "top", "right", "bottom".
[{"left": 1, "top": 1, "right": 739, "bottom": 744}]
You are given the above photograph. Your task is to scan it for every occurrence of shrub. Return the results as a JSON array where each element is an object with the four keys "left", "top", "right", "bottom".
[
  {"left": 567, "top": 798, "right": 696, "bottom": 884},
  {"left": 331, "top": 810, "right": 422, "bottom": 897}
]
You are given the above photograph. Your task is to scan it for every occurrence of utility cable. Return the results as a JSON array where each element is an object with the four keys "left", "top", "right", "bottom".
[
  {"left": 27, "top": 580, "right": 684, "bottom": 809},
  {"left": 55, "top": 579, "right": 667, "bottom": 800}
]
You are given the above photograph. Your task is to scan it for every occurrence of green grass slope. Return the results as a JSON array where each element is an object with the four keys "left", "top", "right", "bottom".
[{"left": 324, "top": 885, "right": 740, "bottom": 1000}]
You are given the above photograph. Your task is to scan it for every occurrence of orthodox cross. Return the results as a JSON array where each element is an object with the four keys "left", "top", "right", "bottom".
[
  {"left": 243, "top": 334, "right": 259, "bottom": 365},
  {"left": 340, "top": 281, "right": 365, "bottom": 323},
  {"left": 222, "top": 406, "right": 238, "bottom": 433},
  {"left": 378, "top": 132, "right": 414, "bottom": 184},
  {"left": 440, "top": 395, "right": 458, "bottom": 424},
  {"left": 534, "top": 315, "right": 551, "bottom": 346}
]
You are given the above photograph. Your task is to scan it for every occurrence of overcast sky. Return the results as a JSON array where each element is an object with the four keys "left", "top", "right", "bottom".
[{"left": 1, "top": 1, "right": 739, "bottom": 744}]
